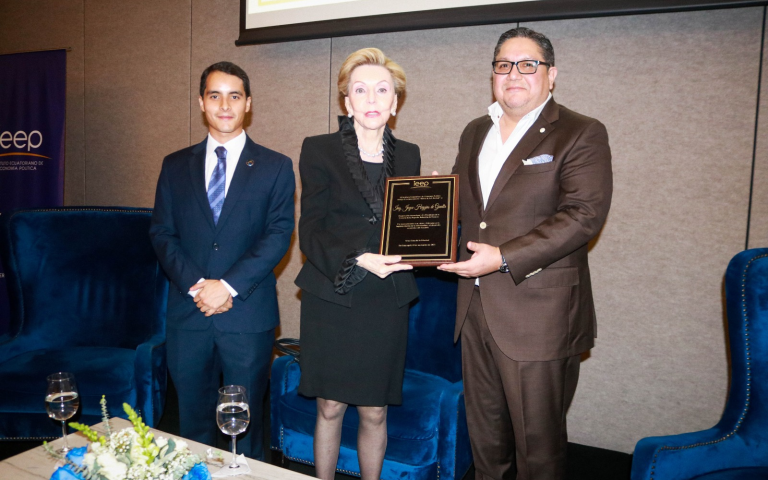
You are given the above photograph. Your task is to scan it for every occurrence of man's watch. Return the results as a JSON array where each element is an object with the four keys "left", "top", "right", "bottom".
[{"left": 499, "top": 253, "right": 509, "bottom": 273}]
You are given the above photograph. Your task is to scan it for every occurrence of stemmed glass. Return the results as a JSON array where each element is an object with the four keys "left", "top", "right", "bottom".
[
  {"left": 45, "top": 372, "right": 80, "bottom": 453},
  {"left": 216, "top": 385, "right": 250, "bottom": 470}
]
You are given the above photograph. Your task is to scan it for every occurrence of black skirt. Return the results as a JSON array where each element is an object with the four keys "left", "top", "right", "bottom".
[{"left": 298, "top": 272, "right": 410, "bottom": 406}]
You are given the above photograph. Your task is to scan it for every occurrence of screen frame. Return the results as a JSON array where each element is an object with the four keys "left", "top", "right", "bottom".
[{"left": 236, "top": 0, "right": 765, "bottom": 46}]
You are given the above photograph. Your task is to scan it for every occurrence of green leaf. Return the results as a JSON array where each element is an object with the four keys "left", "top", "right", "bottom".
[
  {"left": 68, "top": 422, "right": 102, "bottom": 443},
  {"left": 166, "top": 438, "right": 176, "bottom": 456}
]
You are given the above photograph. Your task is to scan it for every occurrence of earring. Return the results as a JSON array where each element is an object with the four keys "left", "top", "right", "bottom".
[
  {"left": 347, "top": 112, "right": 353, "bottom": 118},
  {"left": 391, "top": 110, "right": 396, "bottom": 116}
]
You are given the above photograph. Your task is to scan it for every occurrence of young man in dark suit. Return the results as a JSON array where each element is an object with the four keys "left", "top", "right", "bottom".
[
  {"left": 150, "top": 62, "right": 295, "bottom": 460},
  {"left": 440, "top": 28, "right": 613, "bottom": 480}
]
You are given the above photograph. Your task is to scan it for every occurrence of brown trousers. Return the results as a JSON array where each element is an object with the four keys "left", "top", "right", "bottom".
[{"left": 462, "top": 287, "right": 581, "bottom": 480}]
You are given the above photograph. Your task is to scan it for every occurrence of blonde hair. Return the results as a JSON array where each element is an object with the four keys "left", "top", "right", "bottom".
[{"left": 337, "top": 48, "right": 406, "bottom": 98}]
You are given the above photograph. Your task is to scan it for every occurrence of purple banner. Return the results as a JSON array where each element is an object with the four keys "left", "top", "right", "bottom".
[{"left": 0, "top": 50, "right": 66, "bottom": 334}]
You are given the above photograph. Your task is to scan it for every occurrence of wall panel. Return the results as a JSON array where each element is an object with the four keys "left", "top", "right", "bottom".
[
  {"left": 84, "top": 0, "right": 191, "bottom": 207},
  {"left": 192, "top": 0, "right": 331, "bottom": 338},
  {"left": 524, "top": 8, "right": 762, "bottom": 451},
  {"left": 750, "top": 8, "right": 768, "bottom": 249},
  {"left": 0, "top": 0, "right": 86, "bottom": 206}
]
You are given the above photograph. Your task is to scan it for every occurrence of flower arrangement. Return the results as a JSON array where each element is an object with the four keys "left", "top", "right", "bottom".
[{"left": 46, "top": 396, "right": 210, "bottom": 480}]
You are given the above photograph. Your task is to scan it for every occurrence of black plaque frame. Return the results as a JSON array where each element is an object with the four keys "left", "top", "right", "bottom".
[{"left": 379, "top": 175, "right": 459, "bottom": 266}]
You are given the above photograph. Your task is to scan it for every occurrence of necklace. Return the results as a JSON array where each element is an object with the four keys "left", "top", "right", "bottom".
[{"left": 358, "top": 141, "right": 385, "bottom": 157}]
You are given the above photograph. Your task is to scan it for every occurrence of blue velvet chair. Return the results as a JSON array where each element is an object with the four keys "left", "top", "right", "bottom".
[
  {"left": 271, "top": 269, "right": 472, "bottom": 480},
  {"left": 0, "top": 207, "right": 168, "bottom": 440},
  {"left": 631, "top": 248, "right": 768, "bottom": 480}
]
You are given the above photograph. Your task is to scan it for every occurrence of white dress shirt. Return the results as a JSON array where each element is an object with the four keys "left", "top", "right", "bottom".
[
  {"left": 204, "top": 130, "right": 246, "bottom": 196},
  {"left": 189, "top": 130, "right": 247, "bottom": 299},
  {"left": 478, "top": 93, "right": 552, "bottom": 208},
  {"left": 475, "top": 94, "right": 551, "bottom": 284}
]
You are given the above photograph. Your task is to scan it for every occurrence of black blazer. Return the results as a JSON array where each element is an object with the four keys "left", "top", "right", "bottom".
[
  {"left": 150, "top": 134, "right": 295, "bottom": 333},
  {"left": 295, "top": 122, "right": 421, "bottom": 308}
]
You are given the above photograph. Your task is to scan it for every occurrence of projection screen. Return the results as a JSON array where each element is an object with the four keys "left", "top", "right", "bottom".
[{"left": 236, "top": 0, "right": 764, "bottom": 45}]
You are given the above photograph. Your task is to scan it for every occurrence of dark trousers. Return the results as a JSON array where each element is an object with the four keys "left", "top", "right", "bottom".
[
  {"left": 461, "top": 288, "right": 580, "bottom": 480},
  {"left": 167, "top": 324, "right": 274, "bottom": 460}
]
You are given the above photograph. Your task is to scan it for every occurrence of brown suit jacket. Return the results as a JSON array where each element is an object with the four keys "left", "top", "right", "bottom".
[{"left": 452, "top": 99, "right": 612, "bottom": 361}]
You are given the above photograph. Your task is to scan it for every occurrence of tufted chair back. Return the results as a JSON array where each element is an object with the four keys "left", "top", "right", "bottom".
[
  {"left": 0, "top": 207, "right": 168, "bottom": 439},
  {"left": 631, "top": 248, "right": 768, "bottom": 480}
]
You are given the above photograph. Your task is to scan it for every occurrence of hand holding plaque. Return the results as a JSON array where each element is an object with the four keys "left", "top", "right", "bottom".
[{"left": 379, "top": 175, "right": 458, "bottom": 266}]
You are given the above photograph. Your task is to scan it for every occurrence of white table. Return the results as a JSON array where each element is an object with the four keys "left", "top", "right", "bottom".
[{"left": 0, "top": 418, "right": 313, "bottom": 480}]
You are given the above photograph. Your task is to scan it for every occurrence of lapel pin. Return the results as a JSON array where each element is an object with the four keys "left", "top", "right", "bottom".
[
  {"left": 246, "top": 160, "right": 254, "bottom": 167},
  {"left": 540, "top": 128, "right": 546, "bottom": 133}
]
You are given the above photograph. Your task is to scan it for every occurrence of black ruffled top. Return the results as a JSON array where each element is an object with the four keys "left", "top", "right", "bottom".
[{"left": 333, "top": 115, "right": 396, "bottom": 294}]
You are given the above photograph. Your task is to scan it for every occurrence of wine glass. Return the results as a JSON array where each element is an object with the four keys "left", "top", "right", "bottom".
[
  {"left": 216, "top": 385, "right": 250, "bottom": 469},
  {"left": 45, "top": 372, "right": 80, "bottom": 454}
]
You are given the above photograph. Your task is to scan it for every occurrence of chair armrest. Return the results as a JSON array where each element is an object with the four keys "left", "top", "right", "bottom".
[
  {"left": 0, "top": 321, "right": 35, "bottom": 363},
  {"left": 0, "top": 333, "right": 22, "bottom": 363},
  {"left": 632, "top": 426, "right": 758, "bottom": 480},
  {"left": 273, "top": 355, "right": 301, "bottom": 394},
  {"left": 437, "top": 380, "right": 472, "bottom": 480},
  {"left": 134, "top": 333, "right": 167, "bottom": 428},
  {"left": 270, "top": 355, "right": 300, "bottom": 451},
  {"left": 0, "top": 333, "right": 17, "bottom": 349}
]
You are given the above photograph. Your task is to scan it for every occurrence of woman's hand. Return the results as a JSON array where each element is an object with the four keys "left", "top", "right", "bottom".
[{"left": 356, "top": 253, "right": 413, "bottom": 279}]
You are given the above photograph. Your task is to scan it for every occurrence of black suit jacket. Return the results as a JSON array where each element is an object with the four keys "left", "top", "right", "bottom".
[
  {"left": 149, "top": 134, "right": 295, "bottom": 333},
  {"left": 295, "top": 126, "right": 421, "bottom": 308}
]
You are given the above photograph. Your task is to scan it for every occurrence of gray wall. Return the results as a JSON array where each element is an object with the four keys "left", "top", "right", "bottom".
[{"left": 1, "top": 0, "right": 766, "bottom": 453}]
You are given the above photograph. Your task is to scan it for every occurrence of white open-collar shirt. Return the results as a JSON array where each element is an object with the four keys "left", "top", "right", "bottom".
[
  {"left": 475, "top": 93, "right": 551, "bottom": 284},
  {"left": 478, "top": 93, "right": 552, "bottom": 208}
]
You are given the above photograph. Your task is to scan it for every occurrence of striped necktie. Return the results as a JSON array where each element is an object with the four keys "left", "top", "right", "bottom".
[{"left": 208, "top": 146, "right": 227, "bottom": 225}]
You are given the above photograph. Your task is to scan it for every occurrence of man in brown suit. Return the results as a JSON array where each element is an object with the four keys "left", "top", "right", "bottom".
[{"left": 439, "top": 27, "right": 612, "bottom": 480}]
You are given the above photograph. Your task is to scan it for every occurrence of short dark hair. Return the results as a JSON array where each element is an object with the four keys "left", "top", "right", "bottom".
[
  {"left": 493, "top": 27, "right": 555, "bottom": 66},
  {"left": 199, "top": 61, "right": 251, "bottom": 98}
]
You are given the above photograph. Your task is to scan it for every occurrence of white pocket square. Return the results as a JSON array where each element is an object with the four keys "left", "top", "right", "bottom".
[{"left": 522, "top": 154, "right": 553, "bottom": 166}]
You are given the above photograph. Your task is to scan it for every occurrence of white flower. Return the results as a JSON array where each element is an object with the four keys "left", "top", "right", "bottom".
[
  {"left": 95, "top": 452, "right": 128, "bottom": 480},
  {"left": 82, "top": 452, "right": 96, "bottom": 470},
  {"left": 89, "top": 442, "right": 107, "bottom": 456},
  {"left": 155, "top": 436, "right": 168, "bottom": 449},
  {"left": 129, "top": 440, "right": 146, "bottom": 464}
]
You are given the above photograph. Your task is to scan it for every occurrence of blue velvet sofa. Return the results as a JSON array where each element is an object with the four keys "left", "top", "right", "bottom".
[
  {"left": 631, "top": 248, "right": 768, "bottom": 480},
  {"left": 0, "top": 207, "right": 168, "bottom": 440},
  {"left": 271, "top": 269, "right": 472, "bottom": 480}
]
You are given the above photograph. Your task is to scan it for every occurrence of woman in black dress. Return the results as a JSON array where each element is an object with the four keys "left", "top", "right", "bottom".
[{"left": 294, "top": 48, "right": 421, "bottom": 480}]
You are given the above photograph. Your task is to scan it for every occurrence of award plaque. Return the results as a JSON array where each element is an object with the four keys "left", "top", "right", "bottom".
[{"left": 379, "top": 175, "right": 458, "bottom": 266}]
